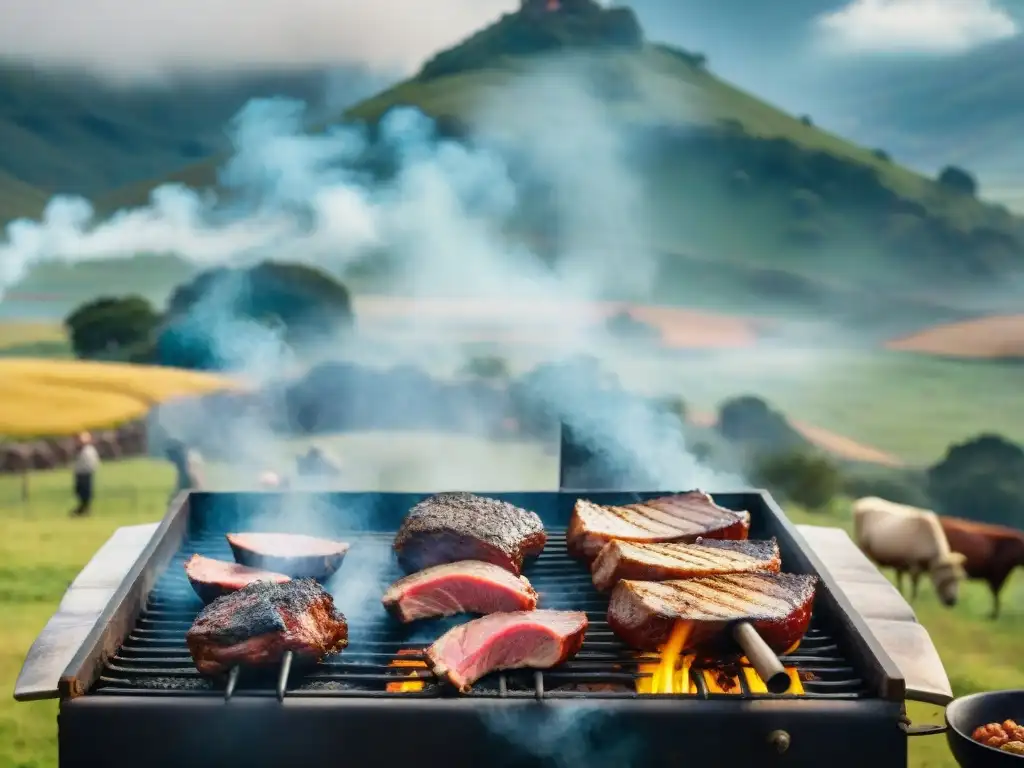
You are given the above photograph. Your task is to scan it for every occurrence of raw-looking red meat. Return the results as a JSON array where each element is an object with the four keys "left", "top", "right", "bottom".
[
  {"left": 382, "top": 560, "right": 538, "bottom": 622},
  {"left": 184, "top": 554, "right": 290, "bottom": 604},
  {"left": 425, "top": 610, "right": 588, "bottom": 693}
]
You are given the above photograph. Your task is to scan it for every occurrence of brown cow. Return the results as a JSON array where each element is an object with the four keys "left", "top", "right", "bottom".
[{"left": 938, "top": 515, "right": 1024, "bottom": 620}]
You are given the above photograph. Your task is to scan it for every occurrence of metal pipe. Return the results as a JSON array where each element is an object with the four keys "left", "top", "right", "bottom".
[{"left": 732, "top": 622, "right": 791, "bottom": 694}]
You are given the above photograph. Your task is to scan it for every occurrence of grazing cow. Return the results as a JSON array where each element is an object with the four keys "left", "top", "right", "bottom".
[
  {"left": 852, "top": 496, "right": 967, "bottom": 607},
  {"left": 938, "top": 516, "right": 1024, "bottom": 620}
]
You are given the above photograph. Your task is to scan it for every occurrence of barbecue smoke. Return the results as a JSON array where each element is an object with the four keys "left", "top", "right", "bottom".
[{"left": 4, "top": 50, "right": 739, "bottom": 762}]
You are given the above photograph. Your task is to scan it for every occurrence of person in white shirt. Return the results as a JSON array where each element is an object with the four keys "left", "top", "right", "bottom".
[{"left": 71, "top": 432, "right": 100, "bottom": 516}]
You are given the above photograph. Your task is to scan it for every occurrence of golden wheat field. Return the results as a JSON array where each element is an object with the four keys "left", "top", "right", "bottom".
[{"left": 0, "top": 358, "right": 244, "bottom": 437}]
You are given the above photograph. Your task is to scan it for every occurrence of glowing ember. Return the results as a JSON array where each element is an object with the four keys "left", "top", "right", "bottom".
[
  {"left": 546, "top": 0, "right": 560, "bottom": 9},
  {"left": 386, "top": 653, "right": 428, "bottom": 693}
]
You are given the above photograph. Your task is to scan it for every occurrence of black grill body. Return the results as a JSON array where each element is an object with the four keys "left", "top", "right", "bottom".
[{"left": 57, "top": 490, "right": 909, "bottom": 768}]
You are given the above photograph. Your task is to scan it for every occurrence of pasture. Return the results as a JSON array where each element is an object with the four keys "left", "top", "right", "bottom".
[{"left": 1, "top": 441, "right": 1022, "bottom": 768}]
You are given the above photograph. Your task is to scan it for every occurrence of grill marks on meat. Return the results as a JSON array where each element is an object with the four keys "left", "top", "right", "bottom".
[
  {"left": 382, "top": 560, "right": 539, "bottom": 623},
  {"left": 426, "top": 610, "right": 588, "bottom": 693},
  {"left": 591, "top": 537, "right": 781, "bottom": 592},
  {"left": 607, "top": 572, "right": 815, "bottom": 654},
  {"left": 226, "top": 532, "right": 350, "bottom": 581},
  {"left": 393, "top": 493, "right": 547, "bottom": 576},
  {"left": 186, "top": 579, "right": 348, "bottom": 676},
  {"left": 184, "top": 554, "right": 290, "bottom": 604},
  {"left": 567, "top": 492, "right": 750, "bottom": 561}
]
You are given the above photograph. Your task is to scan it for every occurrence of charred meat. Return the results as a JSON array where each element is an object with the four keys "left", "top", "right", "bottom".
[
  {"left": 607, "top": 572, "right": 815, "bottom": 655},
  {"left": 184, "top": 554, "right": 290, "bottom": 604},
  {"left": 591, "top": 537, "right": 781, "bottom": 592},
  {"left": 426, "top": 609, "right": 588, "bottom": 693},
  {"left": 567, "top": 491, "right": 750, "bottom": 561},
  {"left": 186, "top": 579, "right": 348, "bottom": 676},
  {"left": 382, "top": 560, "right": 538, "bottom": 623},
  {"left": 226, "top": 532, "right": 350, "bottom": 581},
  {"left": 393, "top": 492, "right": 547, "bottom": 575}
]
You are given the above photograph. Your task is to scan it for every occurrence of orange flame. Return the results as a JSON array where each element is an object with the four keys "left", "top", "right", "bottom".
[
  {"left": 637, "top": 621, "right": 693, "bottom": 694},
  {"left": 386, "top": 655, "right": 428, "bottom": 693},
  {"left": 636, "top": 622, "right": 806, "bottom": 695}
]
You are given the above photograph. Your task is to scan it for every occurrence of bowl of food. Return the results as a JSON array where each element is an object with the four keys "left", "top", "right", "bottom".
[{"left": 945, "top": 690, "right": 1024, "bottom": 766}]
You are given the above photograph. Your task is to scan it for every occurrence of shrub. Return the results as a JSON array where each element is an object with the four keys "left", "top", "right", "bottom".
[
  {"left": 872, "top": 148, "right": 891, "bottom": 162},
  {"left": 937, "top": 165, "right": 977, "bottom": 196},
  {"left": 799, "top": 115, "right": 813, "bottom": 127},
  {"left": 64, "top": 295, "right": 160, "bottom": 361},
  {"left": 753, "top": 450, "right": 842, "bottom": 511}
]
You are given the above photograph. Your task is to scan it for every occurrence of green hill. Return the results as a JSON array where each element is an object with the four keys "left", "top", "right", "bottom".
[{"left": 20, "top": 0, "right": 1024, "bottom": 326}]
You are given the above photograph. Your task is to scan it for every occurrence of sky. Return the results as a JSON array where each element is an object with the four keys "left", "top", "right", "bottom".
[
  {"left": 1, "top": 0, "right": 1019, "bottom": 83},
  {"left": 0, "top": 0, "right": 519, "bottom": 82},
  {"left": 815, "top": 0, "right": 1019, "bottom": 55}
]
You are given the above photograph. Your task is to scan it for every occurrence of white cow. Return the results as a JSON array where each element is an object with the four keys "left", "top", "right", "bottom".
[{"left": 852, "top": 496, "right": 967, "bottom": 607}]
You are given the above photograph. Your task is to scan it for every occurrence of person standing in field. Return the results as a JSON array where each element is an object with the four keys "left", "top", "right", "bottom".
[
  {"left": 166, "top": 439, "right": 206, "bottom": 505},
  {"left": 71, "top": 432, "right": 100, "bottom": 517}
]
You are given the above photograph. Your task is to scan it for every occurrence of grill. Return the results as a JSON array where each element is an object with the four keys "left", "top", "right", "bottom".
[{"left": 53, "top": 489, "right": 916, "bottom": 768}]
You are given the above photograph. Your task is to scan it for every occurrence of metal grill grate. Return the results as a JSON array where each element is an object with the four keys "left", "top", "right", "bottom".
[{"left": 93, "top": 530, "right": 870, "bottom": 700}]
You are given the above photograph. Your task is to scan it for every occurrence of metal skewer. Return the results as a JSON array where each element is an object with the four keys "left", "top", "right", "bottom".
[
  {"left": 224, "top": 666, "right": 240, "bottom": 701},
  {"left": 731, "top": 622, "right": 791, "bottom": 694},
  {"left": 277, "top": 651, "right": 294, "bottom": 702}
]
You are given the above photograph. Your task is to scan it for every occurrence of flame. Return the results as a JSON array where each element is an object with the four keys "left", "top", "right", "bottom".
[
  {"left": 637, "top": 621, "right": 693, "bottom": 695},
  {"left": 636, "top": 622, "right": 806, "bottom": 695},
  {"left": 386, "top": 654, "right": 427, "bottom": 693}
]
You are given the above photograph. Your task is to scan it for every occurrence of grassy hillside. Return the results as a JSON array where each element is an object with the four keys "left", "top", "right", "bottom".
[{"left": 0, "top": 65, "right": 387, "bottom": 200}]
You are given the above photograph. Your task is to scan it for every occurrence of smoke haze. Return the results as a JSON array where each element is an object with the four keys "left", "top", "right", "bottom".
[{"left": 0, "top": 0, "right": 518, "bottom": 83}]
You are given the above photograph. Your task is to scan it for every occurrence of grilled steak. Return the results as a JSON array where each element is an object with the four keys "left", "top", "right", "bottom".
[
  {"left": 426, "top": 609, "right": 588, "bottom": 693},
  {"left": 591, "top": 537, "right": 781, "bottom": 592},
  {"left": 393, "top": 492, "right": 547, "bottom": 575},
  {"left": 382, "top": 560, "right": 538, "bottom": 622},
  {"left": 226, "top": 532, "right": 350, "bottom": 581},
  {"left": 567, "top": 491, "right": 750, "bottom": 561},
  {"left": 184, "top": 554, "right": 291, "bottom": 604},
  {"left": 186, "top": 579, "right": 348, "bottom": 676},
  {"left": 607, "top": 572, "right": 816, "bottom": 654}
]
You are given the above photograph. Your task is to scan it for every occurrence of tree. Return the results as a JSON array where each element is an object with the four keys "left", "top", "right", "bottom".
[
  {"left": 63, "top": 295, "right": 160, "bottom": 361},
  {"left": 937, "top": 165, "right": 977, "bottom": 196},
  {"left": 157, "top": 261, "right": 354, "bottom": 370},
  {"left": 717, "top": 395, "right": 808, "bottom": 454},
  {"left": 753, "top": 450, "right": 841, "bottom": 511},
  {"left": 927, "top": 434, "right": 1024, "bottom": 528}
]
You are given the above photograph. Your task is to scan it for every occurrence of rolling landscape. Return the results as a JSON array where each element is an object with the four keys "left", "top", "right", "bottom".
[{"left": 1, "top": 1, "right": 1023, "bottom": 766}]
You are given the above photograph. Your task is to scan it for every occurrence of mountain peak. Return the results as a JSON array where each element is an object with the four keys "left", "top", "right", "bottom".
[{"left": 417, "top": 0, "right": 644, "bottom": 80}]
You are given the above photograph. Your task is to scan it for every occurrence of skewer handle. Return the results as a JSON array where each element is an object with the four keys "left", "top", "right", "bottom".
[
  {"left": 277, "top": 651, "right": 294, "bottom": 702},
  {"left": 731, "top": 622, "right": 791, "bottom": 694}
]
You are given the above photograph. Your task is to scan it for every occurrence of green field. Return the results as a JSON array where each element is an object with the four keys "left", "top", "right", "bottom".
[{"left": 1, "top": 443, "right": 1022, "bottom": 768}]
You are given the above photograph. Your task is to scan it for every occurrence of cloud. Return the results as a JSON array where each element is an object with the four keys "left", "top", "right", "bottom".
[
  {"left": 0, "top": 0, "right": 518, "bottom": 82},
  {"left": 816, "top": 0, "right": 1018, "bottom": 55}
]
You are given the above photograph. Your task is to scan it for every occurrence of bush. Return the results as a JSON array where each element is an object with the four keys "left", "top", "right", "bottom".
[
  {"left": 937, "top": 165, "right": 977, "bottom": 197},
  {"left": 927, "top": 434, "right": 1024, "bottom": 528},
  {"left": 753, "top": 450, "right": 842, "bottom": 511},
  {"left": 717, "top": 395, "right": 808, "bottom": 453},
  {"left": 799, "top": 115, "right": 813, "bottom": 127},
  {"left": 463, "top": 355, "right": 509, "bottom": 380},
  {"left": 64, "top": 295, "right": 160, "bottom": 361},
  {"left": 157, "top": 261, "right": 354, "bottom": 370},
  {"left": 872, "top": 148, "right": 891, "bottom": 162}
]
